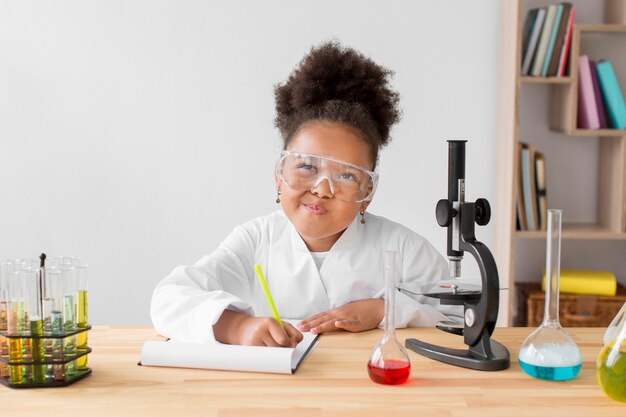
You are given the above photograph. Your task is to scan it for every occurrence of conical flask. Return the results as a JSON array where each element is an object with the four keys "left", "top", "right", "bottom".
[
  {"left": 597, "top": 304, "right": 626, "bottom": 402},
  {"left": 519, "top": 209, "right": 582, "bottom": 380},
  {"left": 367, "top": 250, "right": 411, "bottom": 385}
]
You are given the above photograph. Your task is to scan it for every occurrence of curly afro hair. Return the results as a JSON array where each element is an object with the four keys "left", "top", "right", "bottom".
[{"left": 274, "top": 41, "right": 401, "bottom": 168}]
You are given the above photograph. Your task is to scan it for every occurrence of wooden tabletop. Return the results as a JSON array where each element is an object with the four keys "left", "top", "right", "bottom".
[{"left": 2, "top": 326, "right": 624, "bottom": 416}]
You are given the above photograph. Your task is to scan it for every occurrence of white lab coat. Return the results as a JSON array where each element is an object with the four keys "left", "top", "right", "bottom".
[{"left": 151, "top": 210, "right": 455, "bottom": 342}]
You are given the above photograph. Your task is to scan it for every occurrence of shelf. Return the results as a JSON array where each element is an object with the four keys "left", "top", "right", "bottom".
[
  {"left": 515, "top": 223, "right": 626, "bottom": 240},
  {"left": 520, "top": 76, "right": 572, "bottom": 84},
  {"left": 551, "top": 128, "right": 626, "bottom": 137},
  {"left": 576, "top": 23, "right": 626, "bottom": 33}
]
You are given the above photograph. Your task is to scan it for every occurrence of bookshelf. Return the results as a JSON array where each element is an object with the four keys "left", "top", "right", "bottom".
[{"left": 495, "top": 1, "right": 626, "bottom": 325}]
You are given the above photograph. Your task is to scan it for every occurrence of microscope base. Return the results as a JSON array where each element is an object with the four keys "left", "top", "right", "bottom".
[{"left": 405, "top": 337, "right": 510, "bottom": 371}]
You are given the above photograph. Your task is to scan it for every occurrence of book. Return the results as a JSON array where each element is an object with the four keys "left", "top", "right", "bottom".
[
  {"left": 590, "top": 60, "right": 609, "bottom": 129},
  {"left": 577, "top": 55, "right": 601, "bottom": 129},
  {"left": 557, "top": 7, "right": 575, "bottom": 76},
  {"left": 520, "top": 142, "right": 538, "bottom": 230},
  {"left": 516, "top": 142, "right": 528, "bottom": 230},
  {"left": 521, "top": 9, "right": 539, "bottom": 66},
  {"left": 522, "top": 8, "right": 546, "bottom": 76},
  {"left": 541, "top": 4, "right": 563, "bottom": 76},
  {"left": 531, "top": 5, "right": 557, "bottom": 76},
  {"left": 534, "top": 151, "right": 547, "bottom": 230},
  {"left": 139, "top": 327, "right": 319, "bottom": 375},
  {"left": 547, "top": 3, "right": 573, "bottom": 77},
  {"left": 542, "top": 269, "right": 617, "bottom": 296},
  {"left": 596, "top": 60, "right": 626, "bottom": 129}
]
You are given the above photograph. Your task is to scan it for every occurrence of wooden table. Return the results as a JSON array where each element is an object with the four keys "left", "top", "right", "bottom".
[{"left": 2, "top": 326, "right": 623, "bottom": 416}]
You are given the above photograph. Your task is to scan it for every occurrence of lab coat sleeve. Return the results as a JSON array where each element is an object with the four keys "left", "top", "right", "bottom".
[
  {"left": 150, "top": 224, "right": 259, "bottom": 343},
  {"left": 394, "top": 236, "right": 462, "bottom": 328}
]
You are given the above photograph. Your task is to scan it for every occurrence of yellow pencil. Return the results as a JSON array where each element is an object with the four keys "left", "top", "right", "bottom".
[{"left": 254, "top": 264, "right": 285, "bottom": 331}]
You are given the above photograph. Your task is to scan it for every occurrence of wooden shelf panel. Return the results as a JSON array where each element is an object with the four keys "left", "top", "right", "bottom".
[
  {"left": 520, "top": 76, "right": 572, "bottom": 84},
  {"left": 576, "top": 23, "right": 626, "bottom": 33},
  {"left": 516, "top": 223, "right": 626, "bottom": 240},
  {"left": 550, "top": 128, "right": 626, "bottom": 137}
]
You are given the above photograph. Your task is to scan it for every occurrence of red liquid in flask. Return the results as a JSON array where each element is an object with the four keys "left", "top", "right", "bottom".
[{"left": 367, "top": 359, "right": 411, "bottom": 385}]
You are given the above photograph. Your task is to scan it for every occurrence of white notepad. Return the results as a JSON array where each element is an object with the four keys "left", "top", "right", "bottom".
[{"left": 140, "top": 330, "right": 319, "bottom": 375}]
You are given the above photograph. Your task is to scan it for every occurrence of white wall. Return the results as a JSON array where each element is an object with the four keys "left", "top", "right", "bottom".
[{"left": 0, "top": 0, "right": 499, "bottom": 325}]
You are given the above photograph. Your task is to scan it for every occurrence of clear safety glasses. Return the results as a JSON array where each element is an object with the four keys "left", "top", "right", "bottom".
[{"left": 276, "top": 151, "right": 379, "bottom": 203}]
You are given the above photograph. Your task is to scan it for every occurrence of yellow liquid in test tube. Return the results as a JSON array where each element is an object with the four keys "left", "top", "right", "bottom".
[
  {"left": 30, "top": 319, "right": 45, "bottom": 383},
  {"left": 76, "top": 290, "right": 88, "bottom": 370},
  {"left": 0, "top": 301, "right": 8, "bottom": 378},
  {"left": 8, "top": 302, "right": 25, "bottom": 384}
]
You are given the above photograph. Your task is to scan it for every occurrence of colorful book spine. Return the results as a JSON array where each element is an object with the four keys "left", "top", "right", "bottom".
[
  {"left": 590, "top": 60, "right": 608, "bottom": 129},
  {"left": 522, "top": 8, "right": 546, "bottom": 76},
  {"left": 596, "top": 60, "right": 626, "bottom": 130},
  {"left": 521, "top": 143, "right": 538, "bottom": 230},
  {"left": 542, "top": 269, "right": 617, "bottom": 296},
  {"left": 541, "top": 4, "right": 563, "bottom": 76},
  {"left": 534, "top": 151, "right": 547, "bottom": 231},
  {"left": 577, "top": 55, "right": 600, "bottom": 129},
  {"left": 547, "top": 3, "right": 572, "bottom": 77},
  {"left": 557, "top": 8, "right": 575, "bottom": 76},
  {"left": 531, "top": 5, "right": 557, "bottom": 76}
]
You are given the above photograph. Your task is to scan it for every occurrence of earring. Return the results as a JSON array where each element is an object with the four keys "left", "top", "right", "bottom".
[
  {"left": 276, "top": 189, "right": 281, "bottom": 204},
  {"left": 360, "top": 210, "right": 366, "bottom": 224}
]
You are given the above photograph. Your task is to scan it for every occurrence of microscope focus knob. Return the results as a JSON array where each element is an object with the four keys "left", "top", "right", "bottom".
[
  {"left": 436, "top": 199, "right": 454, "bottom": 227},
  {"left": 475, "top": 198, "right": 491, "bottom": 226}
]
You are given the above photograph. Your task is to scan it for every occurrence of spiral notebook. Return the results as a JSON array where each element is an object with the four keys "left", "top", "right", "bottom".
[{"left": 139, "top": 329, "right": 319, "bottom": 375}]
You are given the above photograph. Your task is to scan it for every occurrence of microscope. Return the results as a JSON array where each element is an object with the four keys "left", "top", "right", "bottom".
[{"left": 405, "top": 140, "right": 510, "bottom": 371}]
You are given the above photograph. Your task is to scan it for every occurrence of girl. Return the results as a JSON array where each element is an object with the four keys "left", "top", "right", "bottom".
[{"left": 151, "top": 41, "right": 453, "bottom": 347}]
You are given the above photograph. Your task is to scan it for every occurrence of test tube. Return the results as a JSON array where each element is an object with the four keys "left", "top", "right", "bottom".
[
  {"left": 75, "top": 264, "right": 89, "bottom": 371},
  {"left": 23, "top": 267, "right": 45, "bottom": 383},
  {"left": 6, "top": 270, "right": 25, "bottom": 384},
  {"left": 44, "top": 267, "right": 65, "bottom": 381},
  {"left": 60, "top": 265, "right": 77, "bottom": 379},
  {"left": 0, "top": 261, "right": 11, "bottom": 379}
]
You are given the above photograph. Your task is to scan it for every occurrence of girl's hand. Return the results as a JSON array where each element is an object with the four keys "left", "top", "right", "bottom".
[
  {"left": 297, "top": 299, "right": 384, "bottom": 334},
  {"left": 238, "top": 316, "right": 303, "bottom": 347},
  {"left": 214, "top": 310, "right": 303, "bottom": 347}
]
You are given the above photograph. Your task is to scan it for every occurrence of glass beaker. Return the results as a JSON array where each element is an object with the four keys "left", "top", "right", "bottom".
[
  {"left": 519, "top": 209, "right": 582, "bottom": 380},
  {"left": 597, "top": 305, "right": 626, "bottom": 402},
  {"left": 367, "top": 250, "right": 411, "bottom": 385}
]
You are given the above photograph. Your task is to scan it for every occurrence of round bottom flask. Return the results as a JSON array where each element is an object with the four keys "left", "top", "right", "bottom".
[
  {"left": 368, "top": 250, "right": 411, "bottom": 385},
  {"left": 597, "top": 304, "right": 626, "bottom": 402},
  {"left": 519, "top": 210, "right": 581, "bottom": 381}
]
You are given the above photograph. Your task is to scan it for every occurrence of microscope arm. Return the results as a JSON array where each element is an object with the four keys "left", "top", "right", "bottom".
[{"left": 459, "top": 202, "right": 499, "bottom": 347}]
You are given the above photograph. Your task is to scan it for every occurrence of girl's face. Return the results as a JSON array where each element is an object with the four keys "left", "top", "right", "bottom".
[{"left": 276, "top": 121, "right": 373, "bottom": 252}]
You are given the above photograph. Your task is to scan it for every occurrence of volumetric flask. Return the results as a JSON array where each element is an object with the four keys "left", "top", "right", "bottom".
[
  {"left": 368, "top": 250, "right": 411, "bottom": 385},
  {"left": 519, "top": 209, "right": 582, "bottom": 380}
]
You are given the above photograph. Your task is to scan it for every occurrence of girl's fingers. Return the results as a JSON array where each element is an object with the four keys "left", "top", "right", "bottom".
[
  {"left": 297, "top": 314, "right": 331, "bottom": 331},
  {"left": 267, "top": 321, "right": 292, "bottom": 347},
  {"left": 310, "top": 319, "right": 340, "bottom": 335},
  {"left": 284, "top": 323, "right": 304, "bottom": 344},
  {"left": 334, "top": 319, "right": 361, "bottom": 332}
]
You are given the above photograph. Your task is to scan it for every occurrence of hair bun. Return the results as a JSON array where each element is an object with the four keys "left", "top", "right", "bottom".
[{"left": 275, "top": 41, "right": 401, "bottom": 151}]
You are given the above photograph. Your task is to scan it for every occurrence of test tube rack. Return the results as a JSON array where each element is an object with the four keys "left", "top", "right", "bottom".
[{"left": 0, "top": 326, "right": 92, "bottom": 388}]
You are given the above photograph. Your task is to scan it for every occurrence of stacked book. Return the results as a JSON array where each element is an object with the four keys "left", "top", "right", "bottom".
[
  {"left": 516, "top": 142, "right": 547, "bottom": 231},
  {"left": 578, "top": 56, "right": 626, "bottom": 130},
  {"left": 521, "top": 3, "right": 575, "bottom": 77}
]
